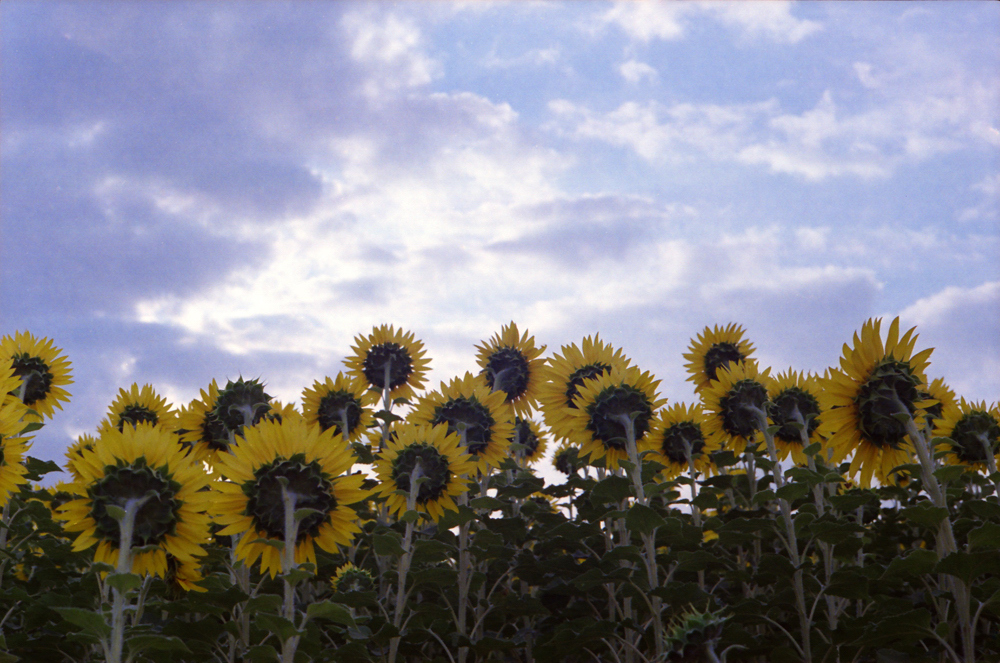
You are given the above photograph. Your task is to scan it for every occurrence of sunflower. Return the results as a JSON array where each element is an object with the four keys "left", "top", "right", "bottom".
[
  {"left": 374, "top": 423, "right": 476, "bottom": 523},
  {"left": 701, "top": 360, "right": 771, "bottom": 457},
  {"left": 263, "top": 400, "right": 303, "bottom": 425},
  {"left": 538, "top": 335, "right": 630, "bottom": 441},
  {"left": 766, "top": 370, "right": 825, "bottom": 466},
  {"left": 0, "top": 364, "right": 30, "bottom": 505},
  {"left": 919, "top": 377, "right": 956, "bottom": 431},
  {"left": 552, "top": 441, "right": 585, "bottom": 476},
  {"left": 933, "top": 399, "right": 1000, "bottom": 472},
  {"left": 213, "top": 416, "right": 368, "bottom": 578},
  {"left": 345, "top": 325, "right": 430, "bottom": 402},
  {"left": 513, "top": 417, "right": 547, "bottom": 465},
  {"left": 1, "top": 331, "right": 73, "bottom": 421},
  {"left": 57, "top": 424, "right": 212, "bottom": 580},
  {"left": 65, "top": 433, "right": 99, "bottom": 482},
  {"left": 564, "top": 365, "right": 665, "bottom": 471},
  {"left": 683, "top": 324, "right": 755, "bottom": 393},
  {"left": 819, "top": 317, "right": 934, "bottom": 488},
  {"left": 332, "top": 562, "right": 375, "bottom": 594},
  {"left": 648, "top": 403, "right": 718, "bottom": 481},
  {"left": 98, "top": 383, "right": 177, "bottom": 434},
  {"left": 475, "top": 322, "right": 547, "bottom": 418},
  {"left": 410, "top": 372, "right": 514, "bottom": 474},
  {"left": 302, "top": 373, "right": 375, "bottom": 442},
  {"left": 178, "top": 378, "right": 273, "bottom": 463}
]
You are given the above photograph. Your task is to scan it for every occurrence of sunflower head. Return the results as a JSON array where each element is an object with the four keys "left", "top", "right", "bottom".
[
  {"left": 513, "top": 417, "right": 547, "bottom": 465},
  {"left": 701, "top": 360, "right": 771, "bottom": 457},
  {"left": 99, "top": 383, "right": 177, "bottom": 433},
  {"left": 374, "top": 423, "right": 476, "bottom": 523},
  {"left": 332, "top": 562, "right": 375, "bottom": 594},
  {"left": 0, "top": 365, "right": 31, "bottom": 505},
  {"left": 934, "top": 399, "right": 1000, "bottom": 471},
  {"left": 475, "top": 322, "right": 547, "bottom": 417},
  {"left": 345, "top": 325, "right": 430, "bottom": 401},
  {"left": 1, "top": 331, "right": 73, "bottom": 421},
  {"left": 819, "top": 317, "right": 934, "bottom": 487},
  {"left": 213, "top": 377, "right": 272, "bottom": 434},
  {"left": 552, "top": 442, "right": 585, "bottom": 476},
  {"left": 302, "top": 373, "right": 375, "bottom": 442},
  {"left": 766, "top": 370, "right": 825, "bottom": 466},
  {"left": 683, "top": 324, "right": 755, "bottom": 393},
  {"left": 565, "top": 365, "right": 664, "bottom": 471},
  {"left": 649, "top": 403, "right": 718, "bottom": 480}
]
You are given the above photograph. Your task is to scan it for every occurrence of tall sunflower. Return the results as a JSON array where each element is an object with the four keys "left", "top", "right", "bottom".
[
  {"left": 374, "top": 423, "right": 476, "bottom": 523},
  {"left": 1, "top": 331, "right": 73, "bottom": 421},
  {"left": 213, "top": 417, "right": 368, "bottom": 578},
  {"left": 683, "top": 324, "right": 755, "bottom": 393},
  {"left": 933, "top": 399, "right": 1000, "bottom": 472},
  {"left": 513, "top": 417, "right": 548, "bottom": 465},
  {"left": 475, "top": 322, "right": 547, "bottom": 418},
  {"left": 178, "top": 377, "right": 273, "bottom": 463},
  {"left": 98, "top": 383, "right": 177, "bottom": 433},
  {"left": 302, "top": 373, "right": 375, "bottom": 442},
  {"left": 57, "top": 424, "right": 212, "bottom": 580},
  {"left": 65, "top": 433, "right": 99, "bottom": 482},
  {"left": 701, "top": 360, "right": 772, "bottom": 457},
  {"left": 538, "top": 335, "right": 630, "bottom": 441},
  {"left": 0, "top": 363, "right": 30, "bottom": 505},
  {"left": 648, "top": 403, "right": 718, "bottom": 481},
  {"left": 819, "top": 317, "right": 934, "bottom": 487},
  {"left": 345, "top": 325, "right": 430, "bottom": 402},
  {"left": 564, "top": 365, "right": 664, "bottom": 471},
  {"left": 766, "top": 370, "right": 825, "bottom": 466},
  {"left": 410, "top": 373, "right": 514, "bottom": 474}
]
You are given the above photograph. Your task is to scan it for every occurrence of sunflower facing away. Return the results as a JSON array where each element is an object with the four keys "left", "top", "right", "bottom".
[
  {"left": 538, "top": 335, "right": 631, "bottom": 441},
  {"left": 933, "top": 399, "right": 1000, "bottom": 472},
  {"left": 683, "top": 324, "right": 755, "bottom": 393},
  {"left": 0, "top": 363, "right": 31, "bottom": 505},
  {"left": 213, "top": 416, "right": 368, "bottom": 578},
  {"left": 178, "top": 377, "right": 273, "bottom": 464},
  {"left": 98, "top": 383, "right": 177, "bottom": 434},
  {"left": 345, "top": 325, "right": 430, "bottom": 402},
  {"left": 57, "top": 424, "right": 212, "bottom": 580},
  {"left": 1, "top": 331, "right": 73, "bottom": 421},
  {"left": 374, "top": 423, "right": 476, "bottom": 523},
  {"left": 410, "top": 372, "right": 514, "bottom": 474},
  {"left": 701, "top": 360, "right": 772, "bottom": 457},
  {"left": 819, "top": 317, "right": 934, "bottom": 488},
  {"left": 513, "top": 417, "right": 548, "bottom": 465},
  {"left": 565, "top": 364, "right": 665, "bottom": 471},
  {"left": 302, "top": 373, "right": 376, "bottom": 442},
  {"left": 766, "top": 369, "right": 825, "bottom": 466},
  {"left": 475, "top": 322, "right": 547, "bottom": 418},
  {"left": 648, "top": 403, "right": 718, "bottom": 481},
  {"left": 331, "top": 562, "right": 375, "bottom": 594}
]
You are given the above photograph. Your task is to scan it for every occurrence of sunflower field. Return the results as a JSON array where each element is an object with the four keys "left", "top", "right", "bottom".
[{"left": 0, "top": 321, "right": 999, "bottom": 663}]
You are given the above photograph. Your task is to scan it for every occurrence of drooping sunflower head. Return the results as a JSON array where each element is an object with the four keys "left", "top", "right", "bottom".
[
  {"left": 648, "top": 403, "right": 718, "bottom": 480},
  {"left": 819, "top": 317, "right": 934, "bottom": 487},
  {"left": 513, "top": 417, "right": 548, "bottom": 465},
  {"left": 345, "top": 325, "right": 430, "bottom": 401},
  {"left": 538, "top": 335, "right": 631, "bottom": 441},
  {"left": 213, "top": 416, "right": 369, "bottom": 578},
  {"left": 683, "top": 323, "right": 755, "bottom": 393},
  {"left": 0, "top": 364, "right": 31, "bottom": 506},
  {"left": 98, "top": 383, "right": 177, "bottom": 434},
  {"left": 552, "top": 441, "right": 585, "bottom": 476},
  {"left": 475, "top": 322, "right": 547, "bottom": 417},
  {"left": 766, "top": 369, "right": 825, "bottom": 466},
  {"left": 212, "top": 376, "right": 273, "bottom": 435},
  {"left": 410, "top": 372, "right": 514, "bottom": 475},
  {"left": 65, "top": 433, "right": 98, "bottom": 481},
  {"left": 701, "top": 360, "right": 771, "bottom": 457},
  {"left": 934, "top": 399, "right": 1000, "bottom": 471},
  {"left": 1, "top": 331, "right": 73, "bottom": 421},
  {"left": 565, "top": 365, "right": 665, "bottom": 471},
  {"left": 332, "top": 562, "right": 375, "bottom": 594},
  {"left": 374, "top": 423, "right": 476, "bottom": 523},
  {"left": 56, "top": 424, "right": 212, "bottom": 580},
  {"left": 919, "top": 377, "right": 957, "bottom": 430},
  {"left": 302, "top": 373, "right": 375, "bottom": 442}
]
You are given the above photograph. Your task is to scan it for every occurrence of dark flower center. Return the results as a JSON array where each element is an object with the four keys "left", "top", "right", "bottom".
[
  {"left": 117, "top": 405, "right": 159, "bottom": 431},
  {"left": 391, "top": 443, "right": 452, "bottom": 505},
  {"left": 433, "top": 398, "right": 495, "bottom": 456},
  {"left": 703, "top": 343, "right": 744, "bottom": 383},
  {"left": 336, "top": 568, "right": 374, "bottom": 593},
  {"left": 565, "top": 363, "right": 611, "bottom": 408},
  {"left": 585, "top": 385, "right": 654, "bottom": 450},
  {"left": 317, "top": 391, "right": 363, "bottom": 437},
  {"left": 213, "top": 378, "right": 272, "bottom": 436},
  {"left": 660, "top": 421, "right": 705, "bottom": 465},
  {"left": 949, "top": 411, "right": 1000, "bottom": 464},
  {"left": 554, "top": 446, "right": 581, "bottom": 475},
  {"left": 10, "top": 353, "right": 54, "bottom": 406},
  {"left": 855, "top": 360, "right": 921, "bottom": 450},
  {"left": 244, "top": 455, "right": 336, "bottom": 541},
  {"left": 769, "top": 388, "right": 820, "bottom": 446},
  {"left": 483, "top": 347, "right": 530, "bottom": 402},
  {"left": 89, "top": 460, "right": 180, "bottom": 548},
  {"left": 719, "top": 379, "right": 769, "bottom": 440},
  {"left": 363, "top": 343, "right": 414, "bottom": 391},
  {"left": 515, "top": 417, "right": 541, "bottom": 459}
]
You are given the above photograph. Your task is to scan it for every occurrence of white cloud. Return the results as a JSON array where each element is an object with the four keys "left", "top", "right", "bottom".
[
  {"left": 619, "top": 59, "right": 658, "bottom": 83},
  {"left": 601, "top": 3, "right": 687, "bottom": 42},
  {"left": 959, "top": 173, "right": 1000, "bottom": 222},
  {"left": 702, "top": 2, "right": 822, "bottom": 44},
  {"left": 341, "top": 10, "right": 440, "bottom": 96}
]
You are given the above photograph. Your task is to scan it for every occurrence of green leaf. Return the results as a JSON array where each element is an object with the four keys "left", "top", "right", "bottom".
[
  {"left": 882, "top": 549, "right": 939, "bottom": 580},
  {"left": 900, "top": 502, "right": 950, "bottom": 528},
  {"left": 256, "top": 613, "right": 302, "bottom": 643},
  {"left": 400, "top": 509, "right": 421, "bottom": 523},
  {"left": 802, "top": 442, "right": 822, "bottom": 457},
  {"left": 294, "top": 507, "right": 324, "bottom": 522},
  {"left": 436, "top": 505, "right": 477, "bottom": 528},
  {"left": 52, "top": 607, "right": 111, "bottom": 638},
  {"left": 126, "top": 634, "right": 192, "bottom": 655},
  {"left": 104, "top": 505, "right": 127, "bottom": 522},
  {"left": 751, "top": 489, "right": 776, "bottom": 507},
  {"left": 825, "top": 568, "right": 869, "bottom": 599},
  {"left": 105, "top": 572, "right": 143, "bottom": 594},
  {"left": 470, "top": 496, "right": 505, "bottom": 511},
  {"left": 969, "top": 522, "right": 1000, "bottom": 551},
  {"left": 244, "top": 594, "right": 283, "bottom": 615},
  {"left": 373, "top": 533, "right": 406, "bottom": 557},
  {"left": 306, "top": 601, "right": 356, "bottom": 627},
  {"left": 589, "top": 475, "right": 632, "bottom": 505},
  {"left": 933, "top": 465, "right": 968, "bottom": 484},
  {"left": 282, "top": 567, "right": 315, "bottom": 587},
  {"left": 244, "top": 644, "right": 280, "bottom": 662},
  {"left": 625, "top": 503, "right": 666, "bottom": 535},
  {"left": 775, "top": 482, "right": 810, "bottom": 503},
  {"left": 249, "top": 537, "right": 285, "bottom": 551}
]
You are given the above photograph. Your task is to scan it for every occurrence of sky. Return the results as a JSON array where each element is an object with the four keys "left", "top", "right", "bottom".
[{"left": 2, "top": 1, "right": 999, "bottom": 482}]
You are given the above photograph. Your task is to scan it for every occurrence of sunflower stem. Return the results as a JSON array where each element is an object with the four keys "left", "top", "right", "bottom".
[
  {"left": 389, "top": 462, "right": 423, "bottom": 663},
  {"left": 279, "top": 484, "right": 302, "bottom": 663},
  {"left": 108, "top": 494, "right": 151, "bottom": 663},
  {"left": 977, "top": 431, "right": 1000, "bottom": 499}
]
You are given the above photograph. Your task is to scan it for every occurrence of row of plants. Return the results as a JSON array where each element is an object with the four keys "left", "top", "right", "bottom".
[{"left": 0, "top": 320, "right": 997, "bottom": 663}]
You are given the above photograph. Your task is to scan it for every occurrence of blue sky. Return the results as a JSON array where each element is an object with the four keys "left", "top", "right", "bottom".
[{"left": 3, "top": 1, "right": 998, "bottom": 476}]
